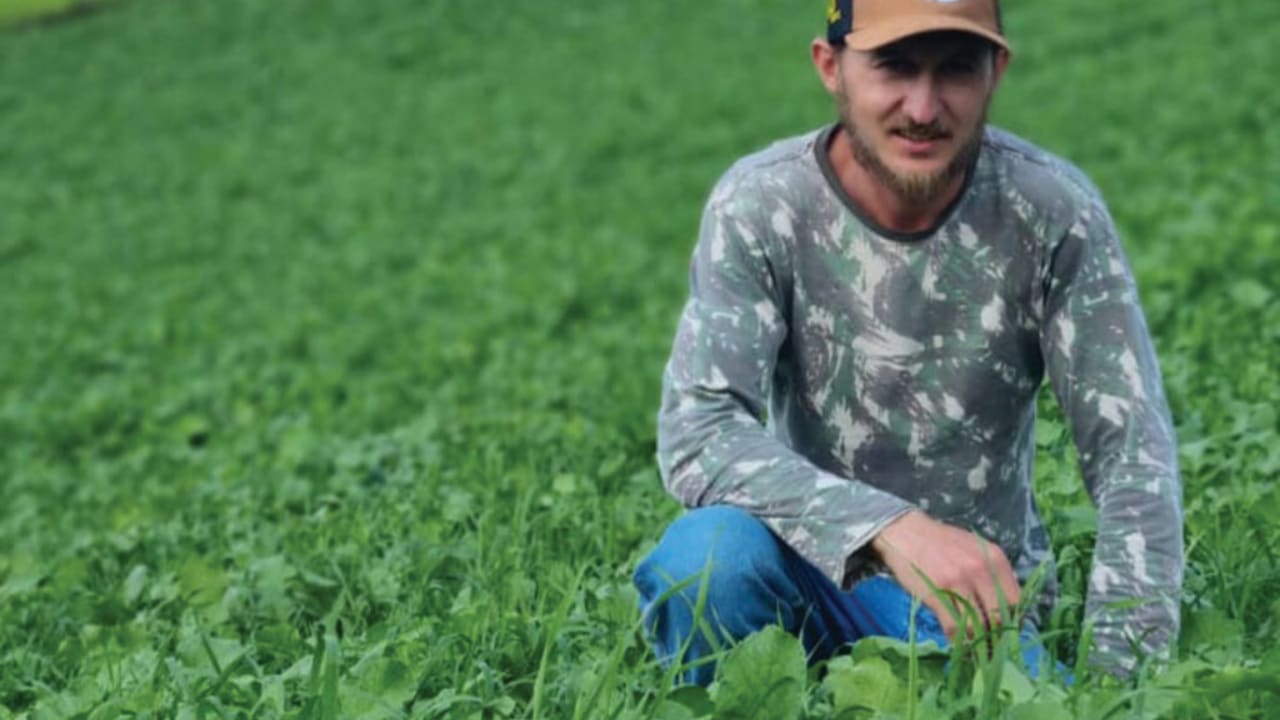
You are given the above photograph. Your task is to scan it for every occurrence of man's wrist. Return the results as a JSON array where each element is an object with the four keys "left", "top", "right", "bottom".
[{"left": 871, "top": 509, "right": 925, "bottom": 559}]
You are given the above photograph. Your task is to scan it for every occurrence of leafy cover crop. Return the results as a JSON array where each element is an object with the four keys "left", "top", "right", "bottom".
[{"left": 0, "top": 0, "right": 1278, "bottom": 717}]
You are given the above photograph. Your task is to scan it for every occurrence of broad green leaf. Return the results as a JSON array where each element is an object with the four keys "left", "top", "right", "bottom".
[
  {"left": 341, "top": 688, "right": 408, "bottom": 720},
  {"left": 88, "top": 699, "right": 133, "bottom": 720},
  {"left": 1196, "top": 665, "right": 1280, "bottom": 695},
  {"left": 971, "top": 659, "right": 1037, "bottom": 711},
  {"left": 490, "top": 696, "right": 518, "bottom": 717},
  {"left": 29, "top": 679, "right": 102, "bottom": 720},
  {"left": 1134, "top": 686, "right": 1183, "bottom": 720},
  {"left": 441, "top": 487, "right": 476, "bottom": 523},
  {"left": 412, "top": 688, "right": 482, "bottom": 717},
  {"left": 1154, "top": 658, "right": 1215, "bottom": 688},
  {"left": 1053, "top": 505, "right": 1098, "bottom": 541},
  {"left": 122, "top": 564, "right": 148, "bottom": 607},
  {"left": 998, "top": 661, "right": 1036, "bottom": 704},
  {"left": 1072, "top": 687, "right": 1128, "bottom": 720},
  {"left": 847, "top": 634, "right": 947, "bottom": 662},
  {"left": 91, "top": 647, "right": 159, "bottom": 691},
  {"left": 823, "top": 655, "right": 905, "bottom": 715},
  {"left": 713, "top": 626, "right": 806, "bottom": 720},
  {"left": 1180, "top": 607, "right": 1243, "bottom": 654},
  {"left": 1228, "top": 279, "right": 1272, "bottom": 309},
  {"left": 176, "top": 623, "right": 246, "bottom": 677},
  {"left": 666, "top": 685, "right": 713, "bottom": 717},
  {"left": 1035, "top": 418, "right": 1064, "bottom": 448},
  {"left": 846, "top": 634, "right": 948, "bottom": 687},
  {"left": 597, "top": 451, "right": 627, "bottom": 477},
  {"left": 49, "top": 556, "right": 90, "bottom": 595},
  {"left": 553, "top": 473, "right": 578, "bottom": 495},
  {"left": 653, "top": 699, "right": 700, "bottom": 720},
  {"left": 259, "top": 676, "right": 287, "bottom": 714},
  {"left": 348, "top": 657, "right": 418, "bottom": 710},
  {"left": 0, "top": 553, "right": 44, "bottom": 600},
  {"left": 1006, "top": 699, "right": 1073, "bottom": 720},
  {"left": 251, "top": 554, "right": 298, "bottom": 615},
  {"left": 282, "top": 654, "right": 315, "bottom": 682},
  {"left": 177, "top": 555, "right": 226, "bottom": 608}
]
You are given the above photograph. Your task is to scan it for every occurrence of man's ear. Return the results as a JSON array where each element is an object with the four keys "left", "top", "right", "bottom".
[
  {"left": 991, "top": 47, "right": 1011, "bottom": 89},
  {"left": 811, "top": 37, "right": 842, "bottom": 94}
]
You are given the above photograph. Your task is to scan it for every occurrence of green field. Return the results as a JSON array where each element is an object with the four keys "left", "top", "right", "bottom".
[
  {"left": 0, "top": 0, "right": 119, "bottom": 27},
  {"left": 2, "top": 0, "right": 1279, "bottom": 717}
]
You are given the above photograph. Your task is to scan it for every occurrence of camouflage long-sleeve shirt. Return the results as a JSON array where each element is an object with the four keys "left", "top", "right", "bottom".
[{"left": 657, "top": 124, "right": 1184, "bottom": 673}]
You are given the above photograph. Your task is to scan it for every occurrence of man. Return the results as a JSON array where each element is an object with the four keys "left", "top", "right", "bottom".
[{"left": 633, "top": 0, "right": 1184, "bottom": 686}]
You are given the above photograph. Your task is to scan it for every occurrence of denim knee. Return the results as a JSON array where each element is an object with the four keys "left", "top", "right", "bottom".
[{"left": 633, "top": 506, "right": 802, "bottom": 633}]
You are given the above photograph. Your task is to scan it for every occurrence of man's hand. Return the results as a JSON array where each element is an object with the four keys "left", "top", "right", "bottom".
[{"left": 871, "top": 510, "right": 1021, "bottom": 640}]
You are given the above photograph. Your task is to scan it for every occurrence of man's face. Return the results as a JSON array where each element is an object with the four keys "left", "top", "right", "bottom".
[{"left": 831, "top": 32, "right": 1004, "bottom": 206}]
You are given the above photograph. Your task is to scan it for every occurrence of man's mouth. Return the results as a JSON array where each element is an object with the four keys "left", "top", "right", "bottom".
[
  {"left": 891, "top": 128, "right": 951, "bottom": 154},
  {"left": 892, "top": 128, "right": 951, "bottom": 142}
]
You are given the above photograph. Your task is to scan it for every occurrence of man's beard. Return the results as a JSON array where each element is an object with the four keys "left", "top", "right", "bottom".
[{"left": 836, "top": 85, "right": 986, "bottom": 208}]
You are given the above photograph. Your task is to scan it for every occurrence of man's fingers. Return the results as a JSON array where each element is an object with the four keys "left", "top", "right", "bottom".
[
  {"left": 972, "top": 541, "right": 1021, "bottom": 629},
  {"left": 920, "top": 592, "right": 959, "bottom": 640},
  {"left": 873, "top": 513, "right": 1027, "bottom": 642},
  {"left": 972, "top": 578, "right": 1002, "bottom": 631},
  {"left": 988, "top": 552, "right": 1021, "bottom": 628},
  {"left": 955, "top": 584, "right": 989, "bottom": 639},
  {"left": 997, "top": 567, "right": 1022, "bottom": 618},
  {"left": 972, "top": 573, "right": 1023, "bottom": 633},
  {"left": 933, "top": 587, "right": 982, "bottom": 641}
]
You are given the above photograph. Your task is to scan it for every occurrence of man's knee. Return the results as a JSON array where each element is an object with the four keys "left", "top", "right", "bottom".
[
  {"left": 633, "top": 507, "right": 810, "bottom": 685},
  {"left": 633, "top": 505, "right": 791, "bottom": 609}
]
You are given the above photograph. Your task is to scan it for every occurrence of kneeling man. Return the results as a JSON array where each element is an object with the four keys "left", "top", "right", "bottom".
[{"left": 635, "top": 0, "right": 1183, "bottom": 685}]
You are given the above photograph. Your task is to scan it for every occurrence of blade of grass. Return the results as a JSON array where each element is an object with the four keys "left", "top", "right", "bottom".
[
  {"left": 531, "top": 564, "right": 587, "bottom": 720},
  {"left": 319, "top": 632, "right": 341, "bottom": 720},
  {"left": 907, "top": 595, "right": 920, "bottom": 720}
]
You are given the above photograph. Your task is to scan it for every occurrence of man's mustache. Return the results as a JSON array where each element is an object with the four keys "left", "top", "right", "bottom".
[{"left": 893, "top": 122, "right": 951, "bottom": 141}]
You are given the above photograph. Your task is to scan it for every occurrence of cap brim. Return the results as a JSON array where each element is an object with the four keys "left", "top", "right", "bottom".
[{"left": 844, "top": 15, "right": 1010, "bottom": 53}]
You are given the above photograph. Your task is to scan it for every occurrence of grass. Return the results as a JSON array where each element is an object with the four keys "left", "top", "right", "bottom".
[
  {"left": 0, "top": 0, "right": 1278, "bottom": 717},
  {"left": 0, "top": 0, "right": 75, "bottom": 24},
  {"left": 0, "top": 0, "right": 120, "bottom": 27}
]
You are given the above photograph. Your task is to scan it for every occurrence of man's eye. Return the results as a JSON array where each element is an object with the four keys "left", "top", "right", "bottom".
[
  {"left": 878, "top": 59, "right": 915, "bottom": 75},
  {"left": 941, "top": 61, "right": 979, "bottom": 76}
]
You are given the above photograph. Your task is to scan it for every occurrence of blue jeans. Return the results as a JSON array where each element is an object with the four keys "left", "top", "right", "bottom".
[{"left": 633, "top": 505, "right": 1063, "bottom": 686}]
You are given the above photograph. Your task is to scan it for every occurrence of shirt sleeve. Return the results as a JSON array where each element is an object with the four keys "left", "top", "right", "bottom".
[
  {"left": 1040, "top": 195, "right": 1185, "bottom": 675},
  {"left": 657, "top": 175, "right": 914, "bottom": 588}
]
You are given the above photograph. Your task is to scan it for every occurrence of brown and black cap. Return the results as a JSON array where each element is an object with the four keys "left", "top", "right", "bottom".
[{"left": 827, "top": 0, "right": 1009, "bottom": 52}]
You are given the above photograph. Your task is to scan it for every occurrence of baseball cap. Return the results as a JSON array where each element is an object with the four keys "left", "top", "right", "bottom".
[{"left": 826, "top": 0, "right": 1009, "bottom": 52}]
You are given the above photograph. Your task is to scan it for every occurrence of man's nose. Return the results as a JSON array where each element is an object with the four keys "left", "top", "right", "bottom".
[{"left": 901, "top": 77, "right": 942, "bottom": 125}]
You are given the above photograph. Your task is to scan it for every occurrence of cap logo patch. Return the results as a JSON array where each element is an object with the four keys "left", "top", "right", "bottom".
[{"left": 827, "top": 0, "right": 842, "bottom": 24}]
